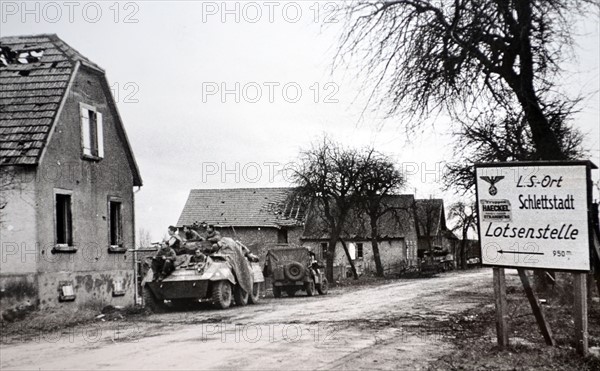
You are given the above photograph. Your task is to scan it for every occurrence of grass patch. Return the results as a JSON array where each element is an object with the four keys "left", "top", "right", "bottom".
[
  {"left": 426, "top": 272, "right": 600, "bottom": 370},
  {"left": 0, "top": 305, "right": 146, "bottom": 344}
]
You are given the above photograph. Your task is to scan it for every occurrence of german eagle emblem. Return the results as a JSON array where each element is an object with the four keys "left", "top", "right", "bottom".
[{"left": 480, "top": 176, "right": 504, "bottom": 196}]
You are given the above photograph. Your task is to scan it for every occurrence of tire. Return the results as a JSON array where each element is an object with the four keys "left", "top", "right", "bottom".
[
  {"left": 273, "top": 285, "right": 282, "bottom": 298},
  {"left": 286, "top": 287, "right": 297, "bottom": 297},
  {"left": 248, "top": 282, "right": 261, "bottom": 304},
  {"left": 305, "top": 281, "right": 315, "bottom": 296},
  {"left": 284, "top": 262, "right": 305, "bottom": 281},
  {"left": 143, "top": 285, "right": 167, "bottom": 313},
  {"left": 211, "top": 280, "right": 233, "bottom": 309},
  {"left": 233, "top": 285, "right": 249, "bottom": 306},
  {"left": 316, "top": 278, "right": 329, "bottom": 295}
]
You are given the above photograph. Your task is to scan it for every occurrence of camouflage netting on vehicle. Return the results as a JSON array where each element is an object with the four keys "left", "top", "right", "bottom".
[{"left": 218, "top": 237, "right": 253, "bottom": 294}]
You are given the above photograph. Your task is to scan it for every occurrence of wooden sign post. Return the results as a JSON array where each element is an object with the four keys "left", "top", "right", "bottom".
[
  {"left": 475, "top": 161, "right": 597, "bottom": 356},
  {"left": 573, "top": 272, "right": 588, "bottom": 355},
  {"left": 493, "top": 267, "right": 509, "bottom": 347}
]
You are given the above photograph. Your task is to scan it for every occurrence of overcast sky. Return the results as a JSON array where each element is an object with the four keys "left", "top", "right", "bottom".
[{"left": 3, "top": 1, "right": 599, "bottom": 241}]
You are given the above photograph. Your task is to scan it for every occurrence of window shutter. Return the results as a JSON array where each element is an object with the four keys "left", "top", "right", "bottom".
[
  {"left": 80, "top": 107, "right": 92, "bottom": 156},
  {"left": 97, "top": 112, "right": 104, "bottom": 158}
]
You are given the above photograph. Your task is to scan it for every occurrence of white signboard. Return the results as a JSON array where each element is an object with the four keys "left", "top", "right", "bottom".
[{"left": 476, "top": 163, "right": 591, "bottom": 271}]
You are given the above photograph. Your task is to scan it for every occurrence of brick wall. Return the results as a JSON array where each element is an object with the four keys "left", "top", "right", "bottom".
[{"left": 215, "top": 225, "right": 304, "bottom": 263}]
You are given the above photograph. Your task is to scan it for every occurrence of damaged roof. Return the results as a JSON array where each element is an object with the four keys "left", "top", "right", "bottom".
[
  {"left": 177, "top": 188, "right": 306, "bottom": 228},
  {"left": 0, "top": 34, "right": 101, "bottom": 165},
  {"left": 0, "top": 34, "right": 142, "bottom": 186},
  {"left": 302, "top": 194, "right": 417, "bottom": 240}
]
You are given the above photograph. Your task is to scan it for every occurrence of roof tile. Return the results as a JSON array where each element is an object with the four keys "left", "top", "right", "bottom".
[
  {"left": 177, "top": 187, "right": 305, "bottom": 228},
  {"left": 0, "top": 34, "right": 98, "bottom": 166}
]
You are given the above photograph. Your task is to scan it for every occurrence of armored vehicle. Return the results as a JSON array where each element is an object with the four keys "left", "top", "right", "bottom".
[{"left": 142, "top": 239, "right": 264, "bottom": 312}]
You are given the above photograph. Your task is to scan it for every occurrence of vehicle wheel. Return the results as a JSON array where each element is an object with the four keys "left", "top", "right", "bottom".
[
  {"left": 143, "top": 285, "right": 167, "bottom": 313},
  {"left": 211, "top": 280, "right": 233, "bottom": 309},
  {"left": 305, "top": 281, "right": 315, "bottom": 296},
  {"left": 316, "top": 278, "right": 329, "bottom": 295},
  {"left": 233, "top": 285, "right": 249, "bottom": 306},
  {"left": 284, "top": 262, "right": 305, "bottom": 281},
  {"left": 248, "top": 282, "right": 261, "bottom": 304},
  {"left": 272, "top": 285, "right": 281, "bottom": 298},
  {"left": 286, "top": 287, "right": 297, "bottom": 297}
]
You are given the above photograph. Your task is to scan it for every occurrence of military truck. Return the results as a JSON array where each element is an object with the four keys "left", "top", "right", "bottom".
[
  {"left": 263, "top": 245, "right": 328, "bottom": 297},
  {"left": 142, "top": 239, "right": 264, "bottom": 312}
]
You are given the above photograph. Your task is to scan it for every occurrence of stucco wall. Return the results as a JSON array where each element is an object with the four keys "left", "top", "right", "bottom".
[
  {"left": 37, "top": 270, "right": 134, "bottom": 309},
  {"left": 0, "top": 167, "right": 39, "bottom": 310},
  {"left": 1, "top": 167, "right": 38, "bottom": 274},
  {"left": 214, "top": 225, "right": 303, "bottom": 263},
  {"left": 286, "top": 226, "right": 304, "bottom": 246},
  {"left": 32, "top": 66, "right": 136, "bottom": 309},
  {"left": 303, "top": 238, "right": 419, "bottom": 279}
]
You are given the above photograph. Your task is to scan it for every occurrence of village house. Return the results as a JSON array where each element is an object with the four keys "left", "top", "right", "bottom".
[
  {"left": 0, "top": 34, "right": 142, "bottom": 314},
  {"left": 175, "top": 189, "right": 458, "bottom": 280},
  {"left": 414, "top": 198, "right": 459, "bottom": 261},
  {"left": 301, "top": 196, "right": 459, "bottom": 279},
  {"left": 176, "top": 187, "right": 305, "bottom": 260},
  {"left": 301, "top": 195, "right": 420, "bottom": 278}
]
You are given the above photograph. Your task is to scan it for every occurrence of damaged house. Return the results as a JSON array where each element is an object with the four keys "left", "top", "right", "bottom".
[
  {"left": 302, "top": 196, "right": 458, "bottom": 279},
  {"left": 177, "top": 187, "right": 306, "bottom": 260},
  {"left": 301, "top": 195, "right": 420, "bottom": 278},
  {"left": 0, "top": 34, "right": 142, "bottom": 314}
]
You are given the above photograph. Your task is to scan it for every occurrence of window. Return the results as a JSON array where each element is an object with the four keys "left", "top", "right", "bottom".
[
  {"left": 55, "top": 193, "right": 72, "bottom": 246},
  {"left": 320, "top": 242, "right": 328, "bottom": 258},
  {"left": 109, "top": 201, "right": 122, "bottom": 247},
  {"left": 277, "top": 228, "right": 288, "bottom": 243},
  {"left": 80, "top": 103, "right": 104, "bottom": 159},
  {"left": 356, "top": 242, "right": 364, "bottom": 259}
]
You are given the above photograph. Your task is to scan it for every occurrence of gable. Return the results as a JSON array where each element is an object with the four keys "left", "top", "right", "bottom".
[
  {"left": 0, "top": 34, "right": 142, "bottom": 186},
  {"left": 0, "top": 34, "right": 98, "bottom": 165},
  {"left": 414, "top": 199, "right": 445, "bottom": 237}
]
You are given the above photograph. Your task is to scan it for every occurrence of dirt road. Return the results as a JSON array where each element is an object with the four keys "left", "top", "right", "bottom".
[{"left": 1, "top": 269, "right": 493, "bottom": 370}]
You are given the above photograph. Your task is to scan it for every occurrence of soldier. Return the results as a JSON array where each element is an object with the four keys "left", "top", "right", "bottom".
[
  {"left": 152, "top": 241, "right": 176, "bottom": 281},
  {"left": 164, "top": 225, "right": 186, "bottom": 255},
  {"left": 189, "top": 248, "right": 207, "bottom": 264},
  {"left": 182, "top": 225, "right": 204, "bottom": 242},
  {"left": 203, "top": 224, "right": 222, "bottom": 254},
  {"left": 308, "top": 249, "right": 321, "bottom": 278},
  {"left": 205, "top": 224, "right": 221, "bottom": 243}
]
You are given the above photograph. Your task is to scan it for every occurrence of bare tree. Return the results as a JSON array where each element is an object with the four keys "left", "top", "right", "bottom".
[
  {"left": 358, "top": 152, "right": 406, "bottom": 276},
  {"left": 448, "top": 201, "right": 478, "bottom": 269},
  {"left": 291, "top": 137, "right": 371, "bottom": 282},
  {"left": 413, "top": 197, "right": 441, "bottom": 256},
  {"left": 338, "top": 0, "right": 597, "bottom": 160},
  {"left": 137, "top": 227, "right": 152, "bottom": 248},
  {"left": 444, "top": 102, "right": 586, "bottom": 193}
]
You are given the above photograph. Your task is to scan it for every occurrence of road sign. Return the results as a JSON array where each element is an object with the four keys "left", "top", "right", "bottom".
[{"left": 475, "top": 161, "right": 596, "bottom": 271}]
